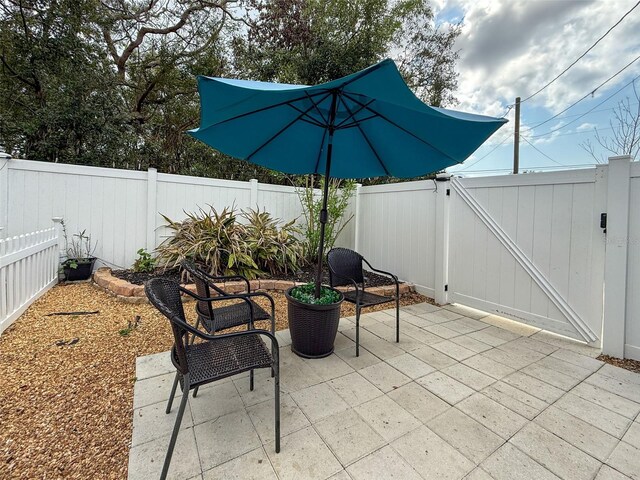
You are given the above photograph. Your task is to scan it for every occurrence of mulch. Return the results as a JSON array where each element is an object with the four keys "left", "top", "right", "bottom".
[
  {"left": 0, "top": 283, "right": 428, "bottom": 479},
  {"left": 597, "top": 354, "right": 640, "bottom": 374},
  {"left": 112, "top": 264, "right": 396, "bottom": 288}
]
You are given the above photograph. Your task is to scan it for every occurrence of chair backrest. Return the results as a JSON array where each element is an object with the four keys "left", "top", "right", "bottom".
[
  {"left": 181, "top": 260, "right": 226, "bottom": 316},
  {"left": 327, "top": 248, "right": 364, "bottom": 286},
  {"left": 145, "top": 278, "right": 189, "bottom": 374}
]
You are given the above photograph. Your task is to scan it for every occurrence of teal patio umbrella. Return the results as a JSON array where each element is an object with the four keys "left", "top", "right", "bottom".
[{"left": 189, "top": 59, "right": 507, "bottom": 295}]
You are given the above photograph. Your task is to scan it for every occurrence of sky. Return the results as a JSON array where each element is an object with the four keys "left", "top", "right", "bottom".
[{"left": 431, "top": 0, "right": 640, "bottom": 176}]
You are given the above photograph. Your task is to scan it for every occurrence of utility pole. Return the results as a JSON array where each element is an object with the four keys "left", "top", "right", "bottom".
[{"left": 513, "top": 97, "right": 521, "bottom": 174}]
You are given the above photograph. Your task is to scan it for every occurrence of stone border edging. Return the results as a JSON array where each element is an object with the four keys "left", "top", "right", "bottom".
[{"left": 92, "top": 267, "right": 414, "bottom": 304}]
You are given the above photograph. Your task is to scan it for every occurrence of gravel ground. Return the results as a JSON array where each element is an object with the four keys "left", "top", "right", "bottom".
[
  {"left": 597, "top": 354, "right": 640, "bottom": 374},
  {"left": 0, "top": 283, "right": 428, "bottom": 479}
]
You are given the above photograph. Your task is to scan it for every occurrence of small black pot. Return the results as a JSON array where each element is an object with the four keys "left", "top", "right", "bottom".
[
  {"left": 63, "top": 258, "right": 97, "bottom": 281},
  {"left": 285, "top": 286, "right": 344, "bottom": 359}
]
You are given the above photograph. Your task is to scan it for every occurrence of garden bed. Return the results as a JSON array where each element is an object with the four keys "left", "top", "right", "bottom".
[
  {"left": 0, "top": 283, "right": 429, "bottom": 479},
  {"left": 100, "top": 267, "right": 413, "bottom": 303},
  {"left": 111, "top": 264, "right": 396, "bottom": 288}
]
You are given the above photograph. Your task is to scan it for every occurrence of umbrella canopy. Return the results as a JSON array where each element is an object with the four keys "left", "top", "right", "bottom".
[
  {"left": 189, "top": 59, "right": 507, "bottom": 179},
  {"left": 189, "top": 59, "right": 507, "bottom": 295}
]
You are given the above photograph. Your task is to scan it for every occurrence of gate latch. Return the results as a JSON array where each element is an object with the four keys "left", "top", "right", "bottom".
[{"left": 600, "top": 213, "right": 607, "bottom": 233}]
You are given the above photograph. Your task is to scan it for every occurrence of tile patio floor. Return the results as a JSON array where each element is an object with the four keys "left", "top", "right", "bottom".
[{"left": 128, "top": 302, "right": 640, "bottom": 480}]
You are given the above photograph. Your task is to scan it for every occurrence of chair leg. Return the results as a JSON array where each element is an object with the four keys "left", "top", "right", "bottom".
[
  {"left": 396, "top": 296, "right": 400, "bottom": 343},
  {"left": 166, "top": 372, "right": 180, "bottom": 414},
  {"left": 250, "top": 369, "right": 254, "bottom": 391},
  {"left": 273, "top": 355, "right": 281, "bottom": 453},
  {"left": 192, "top": 386, "right": 199, "bottom": 398},
  {"left": 355, "top": 305, "right": 361, "bottom": 357},
  {"left": 160, "top": 373, "right": 190, "bottom": 480}
]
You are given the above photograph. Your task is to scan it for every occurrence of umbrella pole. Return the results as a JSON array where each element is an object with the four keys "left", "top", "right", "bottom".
[{"left": 315, "top": 91, "right": 338, "bottom": 298}]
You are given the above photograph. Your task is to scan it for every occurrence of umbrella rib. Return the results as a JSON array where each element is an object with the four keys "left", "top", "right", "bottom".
[
  {"left": 335, "top": 99, "right": 376, "bottom": 128},
  {"left": 286, "top": 103, "right": 328, "bottom": 128},
  {"left": 339, "top": 96, "right": 391, "bottom": 176},
  {"left": 246, "top": 92, "right": 333, "bottom": 161},
  {"left": 305, "top": 91, "right": 329, "bottom": 125},
  {"left": 342, "top": 92, "right": 458, "bottom": 163},
  {"left": 313, "top": 128, "right": 329, "bottom": 173},
  {"left": 206, "top": 89, "right": 331, "bottom": 129},
  {"left": 338, "top": 113, "right": 379, "bottom": 129}
]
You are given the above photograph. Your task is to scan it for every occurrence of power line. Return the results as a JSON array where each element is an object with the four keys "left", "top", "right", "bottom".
[
  {"left": 459, "top": 163, "right": 597, "bottom": 174},
  {"left": 457, "top": 130, "right": 513, "bottom": 171},
  {"left": 528, "top": 74, "right": 640, "bottom": 138},
  {"left": 528, "top": 126, "right": 614, "bottom": 139},
  {"left": 532, "top": 101, "right": 639, "bottom": 122},
  {"left": 520, "top": 0, "right": 640, "bottom": 104},
  {"left": 522, "top": 55, "right": 640, "bottom": 133},
  {"left": 521, "top": 136, "right": 566, "bottom": 167}
]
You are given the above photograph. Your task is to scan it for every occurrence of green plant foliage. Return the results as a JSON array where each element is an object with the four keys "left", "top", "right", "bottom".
[
  {"left": 155, "top": 205, "right": 304, "bottom": 279},
  {"left": 242, "top": 208, "right": 303, "bottom": 276},
  {"left": 61, "top": 220, "right": 97, "bottom": 262},
  {"left": 133, "top": 248, "right": 156, "bottom": 273},
  {"left": 289, "top": 283, "right": 341, "bottom": 305},
  {"left": 296, "top": 177, "right": 356, "bottom": 263}
]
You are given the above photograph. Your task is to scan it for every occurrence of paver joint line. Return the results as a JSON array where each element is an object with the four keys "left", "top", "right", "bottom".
[{"left": 128, "top": 304, "right": 640, "bottom": 480}]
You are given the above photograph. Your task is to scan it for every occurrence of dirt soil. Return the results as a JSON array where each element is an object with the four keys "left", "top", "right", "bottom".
[
  {"left": 112, "top": 264, "right": 396, "bottom": 287},
  {"left": 598, "top": 354, "right": 640, "bottom": 374},
  {"left": 0, "top": 283, "right": 428, "bottom": 479}
]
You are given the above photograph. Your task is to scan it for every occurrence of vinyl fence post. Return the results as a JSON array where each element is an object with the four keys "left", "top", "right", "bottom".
[
  {"left": 434, "top": 174, "right": 451, "bottom": 305},
  {"left": 51, "top": 216, "right": 65, "bottom": 265},
  {"left": 146, "top": 167, "right": 158, "bottom": 252},
  {"left": 0, "top": 152, "right": 10, "bottom": 236},
  {"left": 602, "top": 155, "right": 632, "bottom": 358},
  {"left": 250, "top": 178, "right": 258, "bottom": 209},
  {"left": 354, "top": 183, "right": 362, "bottom": 252}
]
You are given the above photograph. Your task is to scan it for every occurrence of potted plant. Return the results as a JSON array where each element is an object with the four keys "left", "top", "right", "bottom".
[
  {"left": 285, "top": 283, "right": 344, "bottom": 358},
  {"left": 61, "top": 221, "right": 97, "bottom": 281},
  {"left": 284, "top": 177, "right": 353, "bottom": 358}
]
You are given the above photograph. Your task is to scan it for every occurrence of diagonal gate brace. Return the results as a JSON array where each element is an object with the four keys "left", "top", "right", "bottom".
[{"left": 450, "top": 177, "right": 597, "bottom": 343}]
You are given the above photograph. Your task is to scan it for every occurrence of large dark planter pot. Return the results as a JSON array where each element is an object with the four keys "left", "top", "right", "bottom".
[
  {"left": 63, "top": 258, "right": 97, "bottom": 281},
  {"left": 285, "top": 286, "right": 344, "bottom": 359}
]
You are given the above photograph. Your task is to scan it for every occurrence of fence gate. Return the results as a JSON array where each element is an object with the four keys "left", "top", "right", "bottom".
[{"left": 447, "top": 170, "right": 606, "bottom": 345}]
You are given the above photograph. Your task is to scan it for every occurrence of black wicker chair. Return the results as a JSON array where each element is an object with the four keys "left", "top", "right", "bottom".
[
  {"left": 145, "top": 278, "right": 280, "bottom": 480},
  {"left": 181, "top": 260, "right": 276, "bottom": 395},
  {"left": 327, "top": 248, "right": 400, "bottom": 357},
  {"left": 181, "top": 260, "right": 275, "bottom": 334}
]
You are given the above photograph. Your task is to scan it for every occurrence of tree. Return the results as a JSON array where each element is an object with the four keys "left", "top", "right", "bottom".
[
  {"left": 1, "top": 0, "right": 461, "bottom": 182},
  {"left": 0, "top": 0, "right": 124, "bottom": 164},
  {"left": 581, "top": 80, "right": 640, "bottom": 163},
  {"left": 232, "top": 0, "right": 460, "bottom": 105}
]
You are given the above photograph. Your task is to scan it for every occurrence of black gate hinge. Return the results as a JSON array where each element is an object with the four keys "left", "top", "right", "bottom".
[
  {"left": 444, "top": 284, "right": 448, "bottom": 292},
  {"left": 446, "top": 189, "right": 450, "bottom": 196}
]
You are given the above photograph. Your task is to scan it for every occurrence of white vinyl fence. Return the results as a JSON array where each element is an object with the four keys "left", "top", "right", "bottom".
[
  {"left": 0, "top": 227, "right": 59, "bottom": 333},
  {"left": 2, "top": 156, "right": 639, "bottom": 360},
  {"left": 354, "top": 156, "right": 640, "bottom": 360},
  {"left": 0, "top": 159, "right": 315, "bottom": 269}
]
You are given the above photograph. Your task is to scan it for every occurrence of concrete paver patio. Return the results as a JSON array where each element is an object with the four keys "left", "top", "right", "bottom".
[{"left": 128, "top": 303, "right": 640, "bottom": 480}]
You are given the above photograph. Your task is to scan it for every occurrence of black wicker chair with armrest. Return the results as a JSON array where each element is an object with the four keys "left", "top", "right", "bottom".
[
  {"left": 145, "top": 278, "right": 280, "bottom": 480},
  {"left": 327, "top": 247, "right": 400, "bottom": 357},
  {"left": 181, "top": 260, "right": 276, "bottom": 395}
]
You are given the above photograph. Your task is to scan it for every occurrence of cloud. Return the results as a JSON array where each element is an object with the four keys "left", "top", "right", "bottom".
[
  {"left": 577, "top": 122, "right": 597, "bottom": 131},
  {"left": 437, "top": 0, "right": 640, "bottom": 119}
]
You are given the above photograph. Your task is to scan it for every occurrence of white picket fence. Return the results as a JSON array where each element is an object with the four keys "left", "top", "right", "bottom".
[{"left": 0, "top": 227, "right": 59, "bottom": 333}]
